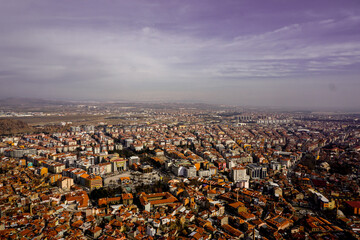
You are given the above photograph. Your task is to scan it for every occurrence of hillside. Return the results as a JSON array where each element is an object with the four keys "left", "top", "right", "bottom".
[{"left": 0, "top": 119, "right": 33, "bottom": 135}]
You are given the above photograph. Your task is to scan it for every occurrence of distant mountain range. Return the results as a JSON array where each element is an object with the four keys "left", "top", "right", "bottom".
[
  {"left": 0, "top": 97, "right": 227, "bottom": 110},
  {"left": 0, "top": 98, "right": 72, "bottom": 107}
]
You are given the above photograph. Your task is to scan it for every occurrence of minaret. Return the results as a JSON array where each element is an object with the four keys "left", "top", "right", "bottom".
[
  {"left": 29, "top": 203, "right": 33, "bottom": 216},
  {"left": 335, "top": 199, "right": 339, "bottom": 219}
]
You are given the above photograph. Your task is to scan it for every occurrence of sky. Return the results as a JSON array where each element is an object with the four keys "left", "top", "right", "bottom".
[{"left": 0, "top": 0, "right": 360, "bottom": 110}]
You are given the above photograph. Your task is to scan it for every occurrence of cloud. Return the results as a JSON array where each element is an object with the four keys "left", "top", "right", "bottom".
[
  {"left": 1, "top": 17, "right": 360, "bottom": 80},
  {"left": 0, "top": 0, "right": 359, "bottom": 108}
]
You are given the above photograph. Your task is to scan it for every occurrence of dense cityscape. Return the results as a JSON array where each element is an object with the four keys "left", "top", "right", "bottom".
[
  {"left": 0, "top": 103, "right": 360, "bottom": 239},
  {"left": 1, "top": 0, "right": 360, "bottom": 239}
]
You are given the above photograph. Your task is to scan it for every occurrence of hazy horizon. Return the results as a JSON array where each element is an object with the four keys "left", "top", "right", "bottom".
[{"left": 1, "top": 0, "right": 360, "bottom": 110}]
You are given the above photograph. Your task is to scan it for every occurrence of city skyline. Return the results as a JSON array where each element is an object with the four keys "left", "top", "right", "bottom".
[{"left": 1, "top": 0, "right": 360, "bottom": 110}]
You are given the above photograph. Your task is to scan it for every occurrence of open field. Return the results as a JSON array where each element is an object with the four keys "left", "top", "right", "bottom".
[
  {"left": 8, "top": 114, "right": 111, "bottom": 126},
  {"left": 0, "top": 114, "right": 150, "bottom": 128}
]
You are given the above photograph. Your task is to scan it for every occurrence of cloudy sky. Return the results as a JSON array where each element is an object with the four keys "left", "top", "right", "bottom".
[{"left": 1, "top": 0, "right": 360, "bottom": 110}]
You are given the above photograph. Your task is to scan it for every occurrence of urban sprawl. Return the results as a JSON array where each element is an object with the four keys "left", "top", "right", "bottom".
[{"left": 1, "top": 108, "right": 360, "bottom": 240}]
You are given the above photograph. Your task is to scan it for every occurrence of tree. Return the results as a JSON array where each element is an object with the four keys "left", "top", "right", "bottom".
[{"left": 302, "top": 153, "right": 316, "bottom": 170}]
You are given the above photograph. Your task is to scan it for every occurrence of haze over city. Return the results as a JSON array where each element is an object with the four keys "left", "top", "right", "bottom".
[{"left": 1, "top": 0, "right": 360, "bottom": 110}]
